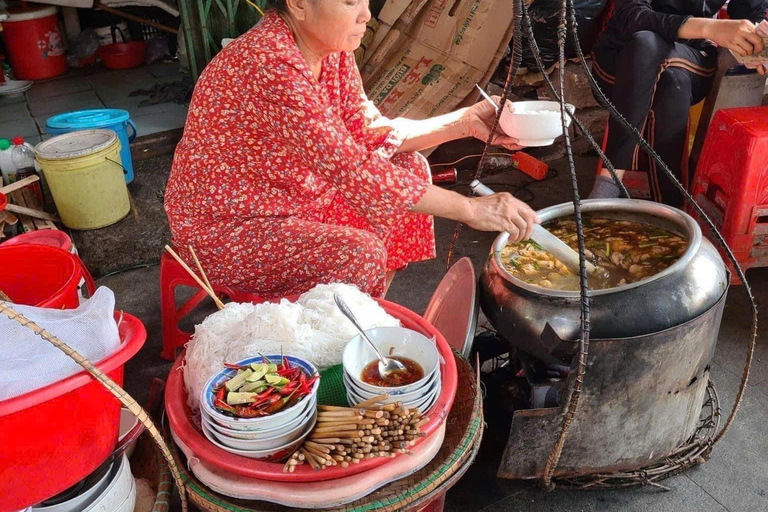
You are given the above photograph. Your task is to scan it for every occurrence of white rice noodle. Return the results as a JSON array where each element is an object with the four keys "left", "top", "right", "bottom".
[{"left": 183, "top": 283, "right": 400, "bottom": 411}]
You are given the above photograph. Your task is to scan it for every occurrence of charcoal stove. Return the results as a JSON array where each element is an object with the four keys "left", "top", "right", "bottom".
[{"left": 479, "top": 199, "right": 729, "bottom": 479}]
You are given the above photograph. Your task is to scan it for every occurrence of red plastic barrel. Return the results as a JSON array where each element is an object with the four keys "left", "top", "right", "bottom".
[
  {"left": 1, "top": 5, "right": 67, "bottom": 81},
  {"left": 0, "top": 245, "right": 94, "bottom": 308},
  {"left": 0, "top": 312, "right": 146, "bottom": 512}
]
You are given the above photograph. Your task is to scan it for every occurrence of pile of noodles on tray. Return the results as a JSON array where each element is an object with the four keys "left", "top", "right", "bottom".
[{"left": 183, "top": 283, "right": 399, "bottom": 410}]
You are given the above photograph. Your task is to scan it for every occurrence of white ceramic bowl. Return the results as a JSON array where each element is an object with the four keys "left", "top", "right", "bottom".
[
  {"left": 342, "top": 368, "right": 439, "bottom": 403},
  {"left": 342, "top": 326, "right": 439, "bottom": 395},
  {"left": 201, "top": 411, "right": 317, "bottom": 462},
  {"left": 202, "top": 404, "right": 314, "bottom": 450},
  {"left": 203, "top": 397, "right": 315, "bottom": 440},
  {"left": 346, "top": 381, "right": 439, "bottom": 412},
  {"left": 201, "top": 354, "right": 319, "bottom": 431},
  {"left": 32, "top": 460, "right": 113, "bottom": 512},
  {"left": 499, "top": 100, "right": 575, "bottom": 147},
  {"left": 111, "top": 478, "right": 136, "bottom": 512},
  {"left": 83, "top": 455, "right": 133, "bottom": 512}
]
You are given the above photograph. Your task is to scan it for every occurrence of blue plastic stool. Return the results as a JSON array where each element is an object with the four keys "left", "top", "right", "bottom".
[{"left": 45, "top": 109, "right": 138, "bottom": 183}]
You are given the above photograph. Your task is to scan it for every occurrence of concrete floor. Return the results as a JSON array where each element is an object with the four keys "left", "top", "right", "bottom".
[{"left": 96, "top": 152, "right": 768, "bottom": 512}]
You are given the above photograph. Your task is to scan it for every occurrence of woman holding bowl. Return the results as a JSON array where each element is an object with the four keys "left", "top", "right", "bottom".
[{"left": 165, "top": 0, "right": 539, "bottom": 299}]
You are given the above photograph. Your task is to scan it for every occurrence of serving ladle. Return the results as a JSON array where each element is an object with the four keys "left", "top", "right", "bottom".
[
  {"left": 469, "top": 180, "right": 597, "bottom": 275},
  {"left": 334, "top": 293, "right": 407, "bottom": 378}
]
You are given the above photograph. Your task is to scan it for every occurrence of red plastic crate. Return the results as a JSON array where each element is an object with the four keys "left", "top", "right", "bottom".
[{"left": 688, "top": 106, "right": 768, "bottom": 282}]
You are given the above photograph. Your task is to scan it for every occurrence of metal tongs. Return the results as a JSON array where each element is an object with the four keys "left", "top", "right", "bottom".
[{"left": 469, "top": 180, "right": 597, "bottom": 275}]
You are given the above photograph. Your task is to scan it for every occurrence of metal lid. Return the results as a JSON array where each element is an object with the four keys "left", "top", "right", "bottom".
[
  {"left": 46, "top": 109, "right": 130, "bottom": 130},
  {"left": 6, "top": 5, "right": 58, "bottom": 22},
  {"left": 35, "top": 129, "right": 118, "bottom": 160}
]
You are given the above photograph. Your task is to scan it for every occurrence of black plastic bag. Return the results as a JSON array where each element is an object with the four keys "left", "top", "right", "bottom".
[{"left": 522, "top": 0, "right": 609, "bottom": 70}]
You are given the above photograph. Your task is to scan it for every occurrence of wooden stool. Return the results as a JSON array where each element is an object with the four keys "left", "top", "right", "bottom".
[{"left": 159, "top": 250, "right": 261, "bottom": 360}]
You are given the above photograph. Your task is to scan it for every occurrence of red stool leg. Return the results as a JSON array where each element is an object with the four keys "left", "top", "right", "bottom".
[
  {"left": 160, "top": 252, "right": 182, "bottom": 361},
  {"left": 160, "top": 250, "right": 265, "bottom": 360},
  {"left": 595, "top": 120, "right": 609, "bottom": 175},
  {"left": 160, "top": 251, "right": 214, "bottom": 360}
]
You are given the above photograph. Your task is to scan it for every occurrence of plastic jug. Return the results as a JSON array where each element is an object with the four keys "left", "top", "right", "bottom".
[
  {"left": 10, "top": 137, "right": 43, "bottom": 204},
  {"left": 0, "top": 139, "right": 16, "bottom": 186}
]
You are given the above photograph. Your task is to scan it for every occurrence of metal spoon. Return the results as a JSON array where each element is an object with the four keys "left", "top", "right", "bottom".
[
  {"left": 469, "top": 180, "right": 597, "bottom": 275},
  {"left": 334, "top": 293, "right": 407, "bottom": 378}
]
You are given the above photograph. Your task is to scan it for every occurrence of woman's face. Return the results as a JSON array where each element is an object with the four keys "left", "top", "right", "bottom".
[{"left": 292, "top": 0, "right": 371, "bottom": 54}]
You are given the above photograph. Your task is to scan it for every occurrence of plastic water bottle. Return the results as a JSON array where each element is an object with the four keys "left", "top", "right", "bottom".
[
  {"left": 0, "top": 139, "right": 16, "bottom": 186},
  {"left": 10, "top": 137, "right": 43, "bottom": 205}
]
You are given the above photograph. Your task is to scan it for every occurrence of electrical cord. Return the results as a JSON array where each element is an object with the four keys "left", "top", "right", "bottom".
[
  {"left": 429, "top": 152, "right": 519, "bottom": 168},
  {"left": 443, "top": 167, "right": 560, "bottom": 204}
]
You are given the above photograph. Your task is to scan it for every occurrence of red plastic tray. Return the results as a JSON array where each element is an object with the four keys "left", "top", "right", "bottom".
[
  {"left": 0, "top": 192, "right": 6, "bottom": 212},
  {"left": 165, "top": 298, "right": 458, "bottom": 482}
]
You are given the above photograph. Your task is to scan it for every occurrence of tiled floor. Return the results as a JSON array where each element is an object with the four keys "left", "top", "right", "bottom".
[{"left": 0, "top": 61, "right": 187, "bottom": 146}]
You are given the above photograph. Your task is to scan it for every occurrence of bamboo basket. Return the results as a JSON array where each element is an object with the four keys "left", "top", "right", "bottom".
[
  {"left": 130, "top": 431, "right": 176, "bottom": 512},
  {"left": 170, "top": 351, "right": 482, "bottom": 512}
]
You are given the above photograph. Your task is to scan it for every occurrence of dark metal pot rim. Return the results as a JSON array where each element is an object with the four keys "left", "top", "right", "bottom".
[{"left": 490, "top": 199, "right": 702, "bottom": 298}]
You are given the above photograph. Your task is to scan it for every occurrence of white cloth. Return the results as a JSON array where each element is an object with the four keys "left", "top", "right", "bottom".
[{"left": 0, "top": 287, "right": 120, "bottom": 401}]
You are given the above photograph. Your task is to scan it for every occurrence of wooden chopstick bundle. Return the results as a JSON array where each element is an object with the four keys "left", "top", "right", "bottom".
[{"left": 283, "top": 394, "right": 427, "bottom": 472}]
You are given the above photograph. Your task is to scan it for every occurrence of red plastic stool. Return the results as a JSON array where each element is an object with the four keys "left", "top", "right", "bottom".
[
  {"left": 595, "top": 117, "right": 690, "bottom": 200},
  {"left": 688, "top": 106, "right": 768, "bottom": 283},
  {"left": 159, "top": 250, "right": 262, "bottom": 360}
]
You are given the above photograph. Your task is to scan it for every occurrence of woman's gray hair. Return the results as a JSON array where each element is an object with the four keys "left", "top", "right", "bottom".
[{"left": 265, "top": 0, "right": 289, "bottom": 13}]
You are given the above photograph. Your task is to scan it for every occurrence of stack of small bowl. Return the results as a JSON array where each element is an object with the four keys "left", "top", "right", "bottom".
[
  {"left": 200, "top": 355, "right": 319, "bottom": 462},
  {"left": 342, "top": 326, "right": 441, "bottom": 414}
]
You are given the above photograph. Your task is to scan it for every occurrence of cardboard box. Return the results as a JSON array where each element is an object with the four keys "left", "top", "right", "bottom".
[{"left": 363, "top": 0, "right": 514, "bottom": 120}]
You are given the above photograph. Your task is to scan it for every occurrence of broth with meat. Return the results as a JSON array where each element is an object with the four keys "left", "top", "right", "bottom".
[{"left": 500, "top": 216, "right": 688, "bottom": 291}]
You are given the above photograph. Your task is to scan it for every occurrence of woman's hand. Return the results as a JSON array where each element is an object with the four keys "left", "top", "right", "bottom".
[
  {"left": 706, "top": 20, "right": 763, "bottom": 57},
  {"left": 465, "top": 193, "right": 540, "bottom": 243},
  {"left": 464, "top": 95, "right": 523, "bottom": 151}
]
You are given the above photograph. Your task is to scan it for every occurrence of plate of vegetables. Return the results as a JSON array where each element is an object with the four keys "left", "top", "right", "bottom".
[{"left": 201, "top": 354, "right": 320, "bottom": 432}]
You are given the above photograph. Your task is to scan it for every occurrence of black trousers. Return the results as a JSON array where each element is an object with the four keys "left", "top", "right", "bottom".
[{"left": 592, "top": 31, "right": 716, "bottom": 207}]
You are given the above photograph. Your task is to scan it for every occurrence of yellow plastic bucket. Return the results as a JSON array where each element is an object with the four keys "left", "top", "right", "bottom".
[{"left": 35, "top": 129, "right": 130, "bottom": 230}]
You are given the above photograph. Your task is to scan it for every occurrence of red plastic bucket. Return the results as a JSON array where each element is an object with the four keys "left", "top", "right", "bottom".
[
  {"left": 0, "top": 245, "right": 94, "bottom": 308},
  {"left": 0, "top": 312, "right": 146, "bottom": 512},
  {"left": 1, "top": 229, "right": 73, "bottom": 253},
  {"left": 98, "top": 41, "right": 147, "bottom": 70},
  {"left": 1, "top": 5, "right": 67, "bottom": 81}
]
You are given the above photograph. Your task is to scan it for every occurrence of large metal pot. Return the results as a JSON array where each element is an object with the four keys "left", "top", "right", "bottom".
[{"left": 479, "top": 199, "right": 729, "bottom": 363}]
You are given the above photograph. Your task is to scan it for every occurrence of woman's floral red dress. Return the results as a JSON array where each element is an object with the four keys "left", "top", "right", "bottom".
[{"left": 165, "top": 13, "right": 435, "bottom": 299}]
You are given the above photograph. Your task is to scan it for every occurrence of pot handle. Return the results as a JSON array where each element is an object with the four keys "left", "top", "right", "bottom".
[{"left": 127, "top": 119, "right": 138, "bottom": 142}]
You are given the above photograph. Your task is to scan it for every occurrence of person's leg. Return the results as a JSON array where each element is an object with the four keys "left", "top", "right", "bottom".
[
  {"left": 247, "top": 217, "right": 389, "bottom": 298},
  {"left": 181, "top": 216, "right": 389, "bottom": 299},
  {"left": 322, "top": 151, "right": 436, "bottom": 293},
  {"left": 589, "top": 31, "right": 675, "bottom": 199},
  {"left": 589, "top": 33, "right": 714, "bottom": 202},
  {"left": 646, "top": 47, "right": 715, "bottom": 206}
]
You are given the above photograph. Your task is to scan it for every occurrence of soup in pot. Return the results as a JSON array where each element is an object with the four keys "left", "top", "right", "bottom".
[{"left": 500, "top": 215, "right": 688, "bottom": 291}]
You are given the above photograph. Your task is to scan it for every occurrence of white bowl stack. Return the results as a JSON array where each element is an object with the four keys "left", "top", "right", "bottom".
[
  {"left": 342, "top": 326, "right": 441, "bottom": 414},
  {"left": 32, "top": 455, "right": 135, "bottom": 512},
  {"left": 199, "top": 355, "right": 319, "bottom": 462}
]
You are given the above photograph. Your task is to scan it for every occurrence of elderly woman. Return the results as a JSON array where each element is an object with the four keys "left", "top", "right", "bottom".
[{"left": 165, "top": 0, "right": 538, "bottom": 299}]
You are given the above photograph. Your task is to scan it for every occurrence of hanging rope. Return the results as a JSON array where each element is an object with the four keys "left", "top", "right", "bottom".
[
  {"left": 493, "top": 0, "right": 757, "bottom": 485},
  {"left": 540, "top": 0, "right": 591, "bottom": 490},
  {"left": 445, "top": 0, "right": 525, "bottom": 270},
  {"left": 562, "top": 0, "right": 757, "bottom": 445}
]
